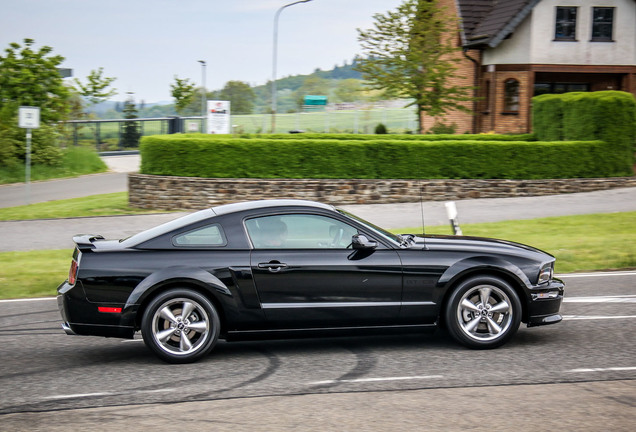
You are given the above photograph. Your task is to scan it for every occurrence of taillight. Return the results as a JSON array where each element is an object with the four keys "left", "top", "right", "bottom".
[{"left": 68, "top": 259, "right": 78, "bottom": 285}]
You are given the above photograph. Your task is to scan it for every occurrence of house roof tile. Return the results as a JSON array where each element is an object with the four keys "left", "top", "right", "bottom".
[{"left": 457, "top": 0, "right": 540, "bottom": 48}]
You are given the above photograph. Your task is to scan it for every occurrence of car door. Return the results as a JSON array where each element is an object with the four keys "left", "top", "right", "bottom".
[{"left": 246, "top": 213, "right": 403, "bottom": 328}]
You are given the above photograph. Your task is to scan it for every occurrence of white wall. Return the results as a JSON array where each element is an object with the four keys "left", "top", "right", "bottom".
[{"left": 483, "top": 0, "right": 636, "bottom": 65}]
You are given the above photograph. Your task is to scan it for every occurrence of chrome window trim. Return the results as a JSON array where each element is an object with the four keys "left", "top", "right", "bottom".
[{"left": 261, "top": 301, "right": 435, "bottom": 309}]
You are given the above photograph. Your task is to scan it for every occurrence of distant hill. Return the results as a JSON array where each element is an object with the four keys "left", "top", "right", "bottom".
[{"left": 91, "top": 58, "right": 367, "bottom": 118}]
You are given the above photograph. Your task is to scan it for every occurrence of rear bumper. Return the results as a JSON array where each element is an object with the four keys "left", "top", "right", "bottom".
[
  {"left": 526, "top": 278, "right": 564, "bottom": 327},
  {"left": 57, "top": 281, "right": 135, "bottom": 339}
]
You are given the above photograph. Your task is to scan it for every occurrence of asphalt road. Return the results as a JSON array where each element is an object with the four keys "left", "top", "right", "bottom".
[
  {"left": 2, "top": 186, "right": 636, "bottom": 252},
  {"left": 0, "top": 272, "right": 634, "bottom": 430}
]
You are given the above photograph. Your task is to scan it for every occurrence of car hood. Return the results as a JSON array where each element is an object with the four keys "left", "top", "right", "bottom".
[{"left": 407, "top": 234, "right": 553, "bottom": 260}]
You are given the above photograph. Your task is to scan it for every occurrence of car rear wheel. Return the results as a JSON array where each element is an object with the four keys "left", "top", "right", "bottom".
[
  {"left": 445, "top": 276, "right": 521, "bottom": 349},
  {"left": 141, "top": 288, "right": 220, "bottom": 363}
]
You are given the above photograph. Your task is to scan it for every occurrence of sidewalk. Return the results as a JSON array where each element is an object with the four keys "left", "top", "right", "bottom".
[{"left": 0, "top": 154, "right": 138, "bottom": 208}]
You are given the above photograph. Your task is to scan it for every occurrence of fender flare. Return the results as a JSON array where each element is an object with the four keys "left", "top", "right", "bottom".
[
  {"left": 436, "top": 255, "right": 532, "bottom": 303},
  {"left": 123, "top": 266, "right": 233, "bottom": 314}
]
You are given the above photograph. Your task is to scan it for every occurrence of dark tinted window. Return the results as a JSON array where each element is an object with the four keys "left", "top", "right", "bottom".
[
  {"left": 555, "top": 7, "right": 577, "bottom": 41},
  {"left": 245, "top": 214, "right": 358, "bottom": 249},
  {"left": 173, "top": 224, "right": 226, "bottom": 247},
  {"left": 591, "top": 7, "right": 614, "bottom": 41},
  {"left": 504, "top": 79, "right": 520, "bottom": 112}
]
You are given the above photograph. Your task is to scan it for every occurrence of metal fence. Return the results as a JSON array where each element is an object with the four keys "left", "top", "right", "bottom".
[{"left": 62, "top": 108, "right": 418, "bottom": 151}]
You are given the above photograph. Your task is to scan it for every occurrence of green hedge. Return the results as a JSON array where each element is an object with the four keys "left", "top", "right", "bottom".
[
  {"left": 532, "top": 94, "right": 565, "bottom": 141},
  {"left": 181, "top": 132, "right": 536, "bottom": 142},
  {"left": 533, "top": 91, "right": 636, "bottom": 152},
  {"left": 140, "top": 135, "right": 630, "bottom": 179}
]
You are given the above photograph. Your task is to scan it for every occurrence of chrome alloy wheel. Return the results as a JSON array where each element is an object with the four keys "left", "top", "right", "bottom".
[
  {"left": 456, "top": 284, "right": 513, "bottom": 342},
  {"left": 151, "top": 297, "right": 211, "bottom": 356}
]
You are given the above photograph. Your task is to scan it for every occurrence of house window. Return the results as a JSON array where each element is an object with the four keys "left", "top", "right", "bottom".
[
  {"left": 555, "top": 7, "right": 577, "bottom": 41},
  {"left": 534, "top": 82, "right": 590, "bottom": 96},
  {"left": 503, "top": 79, "right": 520, "bottom": 113},
  {"left": 591, "top": 7, "right": 614, "bottom": 41}
]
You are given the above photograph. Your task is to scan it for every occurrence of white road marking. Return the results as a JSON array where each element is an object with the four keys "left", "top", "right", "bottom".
[
  {"left": 557, "top": 271, "right": 636, "bottom": 278},
  {"left": 42, "top": 388, "right": 176, "bottom": 401},
  {"left": 310, "top": 375, "right": 443, "bottom": 385},
  {"left": 563, "top": 315, "right": 636, "bottom": 320},
  {"left": 43, "top": 392, "right": 112, "bottom": 400},
  {"left": 566, "top": 367, "right": 636, "bottom": 373},
  {"left": 0, "top": 297, "right": 56, "bottom": 303},
  {"left": 563, "top": 295, "right": 636, "bottom": 303}
]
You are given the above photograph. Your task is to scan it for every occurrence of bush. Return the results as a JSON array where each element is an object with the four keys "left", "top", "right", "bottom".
[
  {"left": 182, "top": 133, "right": 536, "bottom": 142},
  {"left": 375, "top": 123, "right": 388, "bottom": 134},
  {"left": 532, "top": 94, "right": 565, "bottom": 141},
  {"left": 0, "top": 146, "right": 107, "bottom": 185},
  {"left": 427, "top": 121, "right": 457, "bottom": 135},
  {"left": 533, "top": 90, "right": 636, "bottom": 158},
  {"left": 140, "top": 135, "right": 631, "bottom": 180}
]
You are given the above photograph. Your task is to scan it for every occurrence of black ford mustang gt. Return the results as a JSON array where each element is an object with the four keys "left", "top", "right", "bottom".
[{"left": 57, "top": 199, "right": 564, "bottom": 363}]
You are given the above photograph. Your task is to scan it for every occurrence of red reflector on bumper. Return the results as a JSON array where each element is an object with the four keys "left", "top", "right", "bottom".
[{"left": 98, "top": 307, "right": 122, "bottom": 313}]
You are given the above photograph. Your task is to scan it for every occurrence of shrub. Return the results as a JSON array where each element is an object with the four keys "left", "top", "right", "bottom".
[
  {"left": 375, "top": 123, "right": 388, "bottom": 134},
  {"left": 533, "top": 90, "right": 636, "bottom": 159},
  {"left": 140, "top": 135, "right": 631, "bottom": 180},
  {"left": 427, "top": 121, "right": 457, "bottom": 135},
  {"left": 532, "top": 94, "right": 564, "bottom": 141}
]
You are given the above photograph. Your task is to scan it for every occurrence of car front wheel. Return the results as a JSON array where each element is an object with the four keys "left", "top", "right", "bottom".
[
  {"left": 445, "top": 276, "right": 521, "bottom": 349},
  {"left": 141, "top": 288, "right": 220, "bottom": 363}
]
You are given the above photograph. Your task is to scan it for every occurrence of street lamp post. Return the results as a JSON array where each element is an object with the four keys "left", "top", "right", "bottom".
[
  {"left": 271, "top": 0, "right": 313, "bottom": 133},
  {"left": 198, "top": 60, "right": 206, "bottom": 133}
]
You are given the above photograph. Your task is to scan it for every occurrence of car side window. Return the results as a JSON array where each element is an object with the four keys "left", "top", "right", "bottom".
[
  {"left": 245, "top": 214, "right": 358, "bottom": 249},
  {"left": 172, "top": 224, "right": 226, "bottom": 247}
]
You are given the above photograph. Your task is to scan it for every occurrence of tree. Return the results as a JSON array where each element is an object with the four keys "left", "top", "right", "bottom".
[
  {"left": 170, "top": 76, "right": 196, "bottom": 115},
  {"left": 0, "top": 39, "right": 68, "bottom": 167},
  {"left": 356, "top": 0, "right": 473, "bottom": 132},
  {"left": 121, "top": 95, "right": 141, "bottom": 148},
  {"left": 218, "top": 81, "right": 255, "bottom": 114},
  {"left": 73, "top": 67, "right": 117, "bottom": 107},
  {"left": 334, "top": 79, "right": 364, "bottom": 103},
  {"left": 0, "top": 38, "right": 70, "bottom": 123}
]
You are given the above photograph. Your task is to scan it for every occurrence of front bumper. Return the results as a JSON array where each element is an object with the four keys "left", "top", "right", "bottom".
[
  {"left": 526, "top": 278, "right": 565, "bottom": 327},
  {"left": 57, "top": 280, "right": 135, "bottom": 339}
]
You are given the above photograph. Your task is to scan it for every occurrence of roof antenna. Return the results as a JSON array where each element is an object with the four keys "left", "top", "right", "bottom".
[{"left": 419, "top": 181, "right": 426, "bottom": 238}]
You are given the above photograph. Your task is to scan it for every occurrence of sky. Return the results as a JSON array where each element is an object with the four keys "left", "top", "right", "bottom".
[{"left": 0, "top": 0, "right": 404, "bottom": 103}]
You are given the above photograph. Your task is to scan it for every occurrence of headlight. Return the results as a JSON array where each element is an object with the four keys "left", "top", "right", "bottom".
[{"left": 537, "top": 263, "right": 553, "bottom": 284}]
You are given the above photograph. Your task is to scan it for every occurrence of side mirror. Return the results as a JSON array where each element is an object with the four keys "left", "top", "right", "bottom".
[{"left": 351, "top": 234, "right": 377, "bottom": 250}]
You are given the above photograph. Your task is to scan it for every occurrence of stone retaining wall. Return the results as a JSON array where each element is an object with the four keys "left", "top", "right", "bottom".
[{"left": 128, "top": 174, "right": 636, "bottom": 210}]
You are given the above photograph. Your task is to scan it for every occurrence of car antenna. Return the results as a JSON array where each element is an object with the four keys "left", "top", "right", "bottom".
[{"left": 419, "top": 180, "right": 427, "bottom": 240}]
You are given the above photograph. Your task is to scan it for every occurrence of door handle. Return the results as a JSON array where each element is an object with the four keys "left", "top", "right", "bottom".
[{"left": 258, "top": 262, "right": 288, "bottom": 273}]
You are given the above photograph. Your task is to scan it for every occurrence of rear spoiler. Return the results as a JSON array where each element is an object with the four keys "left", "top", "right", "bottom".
[{"left": 73, "top": 234, "right": 105, "bottom": 251}]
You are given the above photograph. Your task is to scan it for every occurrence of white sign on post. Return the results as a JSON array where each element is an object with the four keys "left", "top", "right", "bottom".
[
  {"left": 19, "top": 106, "right": 40, "bottom": 205},
  {"left": 207, "top": 100, "right": 231, "bottom": 134},
  {"left": 19, "top": 106, "right": 40, "bottom": 129}
]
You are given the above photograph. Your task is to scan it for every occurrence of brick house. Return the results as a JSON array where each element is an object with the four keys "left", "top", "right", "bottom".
[{"left": 425, "top": 0, "right": 636, "bottom": 134}]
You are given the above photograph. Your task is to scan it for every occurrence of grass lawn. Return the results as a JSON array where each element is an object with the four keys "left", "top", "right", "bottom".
[
  {"left": 392, "top": 211, "right": 636, "bottom": 274},
  {"left": 0, "top": 147, "right": 108, "bottom": 185},
  {"left": 0, "top": 249, "right": 71, "bottom": 299},
  {"left": 0, "top": 192, "right": 163, "bottom": 220},
  {"left": 1, "top": 211, "right": 635, "bottom": 300}
]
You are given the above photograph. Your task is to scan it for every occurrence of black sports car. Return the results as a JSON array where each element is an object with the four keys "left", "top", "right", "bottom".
[{"left": 57, "top": 199, "right": 564, "bottom": 363}]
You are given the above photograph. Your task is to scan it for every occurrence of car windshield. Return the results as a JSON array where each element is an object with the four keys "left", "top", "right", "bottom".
[
  {"left": 121, "top": 209, "right": 216, "bottom": 246},
  {"left": 337, "top": 209, "right": 402, "bottom": 246}
]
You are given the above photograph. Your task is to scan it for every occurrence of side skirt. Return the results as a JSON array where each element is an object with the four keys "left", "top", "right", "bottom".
[{"left": 223, "top": 323, "right": 437, "bottom": 342}]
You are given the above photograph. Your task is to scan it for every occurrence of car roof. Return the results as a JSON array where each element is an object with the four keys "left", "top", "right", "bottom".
[
  {"left": 122, "top": 200, "right": 336, "bottom": 248},
  {"left": 211, "top": 199, "right": 336, "bottom": 216}
]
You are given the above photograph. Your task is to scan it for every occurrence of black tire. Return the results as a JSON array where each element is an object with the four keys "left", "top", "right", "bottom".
[
  {"left": 141, "top": 288, "right": 220, "bottom": 363},
  {"left": 444, "top": 276, "right": 521, "bottom": 349}
]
